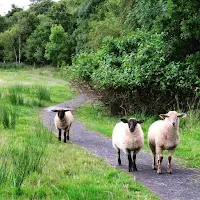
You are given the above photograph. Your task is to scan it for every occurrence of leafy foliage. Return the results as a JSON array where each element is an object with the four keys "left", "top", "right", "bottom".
[
  {"left": 72, "top": 29, "right": 200, "bottom": 114},
  {"left": 45, "top": 25, "right": 72, "bottom": 66}
]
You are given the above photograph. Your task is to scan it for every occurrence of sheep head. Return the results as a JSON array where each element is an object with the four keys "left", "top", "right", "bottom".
[
  {"left": 51, "top": 109, "right": 72, "bottom": 120},
  {"left": 121, "top": 118, "right": 145, "bottom": 132},
  {"left": 159, "top": 111, "right": 187, "bottom": 127}
]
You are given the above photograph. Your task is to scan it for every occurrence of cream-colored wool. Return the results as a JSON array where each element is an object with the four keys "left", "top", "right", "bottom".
[
  {"left": 112, "top": 121, "right": 144, "bottom": 154},
  {"left": 148, "top": 111, "right": 186, "bottom": 174},
  {"left": 55, "top": 111, "right": 73, "bottom": 130}
]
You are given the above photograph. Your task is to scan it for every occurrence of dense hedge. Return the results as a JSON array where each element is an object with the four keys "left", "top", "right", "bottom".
[{"left": 72, "top": 30, "right": 200, "bottom": 114}]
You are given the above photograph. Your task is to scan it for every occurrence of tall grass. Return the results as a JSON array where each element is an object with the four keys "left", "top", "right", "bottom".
[
  {"left": 0, "top": 123, "right": 52, "bottom": 193},
  {"left": 0, "top": 105, "right": 18, "bottom": 129},
  {"left": 0, "top": 148, "right": 9, "bottom": 186},
  {"left": 6, "top": 85, "right": 51, "bottom": 107},
  {"left": 35, "top": 85, "right": 51, "bottom": 103}
]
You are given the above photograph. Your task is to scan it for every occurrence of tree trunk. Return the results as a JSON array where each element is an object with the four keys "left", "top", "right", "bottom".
[
  {"left": 18, "top": 35, "right": 21, "bottom": 63},
  {"left": 13, "top": 46, "right": 17, "bottom": 64}
]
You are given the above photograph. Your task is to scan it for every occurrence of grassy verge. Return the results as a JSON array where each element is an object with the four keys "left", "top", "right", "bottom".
[
  {"left": 0, "top": 68, "right": 158, "bottom": 199},
  {"left": 75, "top": 101, "right": 200, "bottom": 168}
]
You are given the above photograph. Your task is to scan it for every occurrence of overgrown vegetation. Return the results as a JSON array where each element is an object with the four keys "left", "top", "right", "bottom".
[{"left": 0, "top": 69, "right": 158, "bottom": 199}]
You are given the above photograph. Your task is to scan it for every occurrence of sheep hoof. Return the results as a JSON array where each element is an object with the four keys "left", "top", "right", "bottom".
[
  {"left": 157, "top": 170, "right": 162, "bottom": 174},
  {"left": 133, "top": 167, "right": 138, "bottom": 171},
  {"left": 129, "top": 168, "right": 133, "bottom": 172},
  {"left": 152, "top": 166, "right": 157, "bottom": 170},
  {"left": 118, "top": 160, "right": 121, "bottom": 166},
  {"left": 167, "top": 170, "right": 172, "bottom": 174}
]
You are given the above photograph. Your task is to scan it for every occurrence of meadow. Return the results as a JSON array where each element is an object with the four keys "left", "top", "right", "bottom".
[{"left": 0, "top": 68, "right": 158, "bottom": 199}]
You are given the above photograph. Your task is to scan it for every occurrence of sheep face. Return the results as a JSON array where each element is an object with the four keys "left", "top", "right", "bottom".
[
  {"left": 51, "top": 109, "right": 71, "bottom": 120},
  {"left": 121, "top": 118, "right": 144, "bottom": 132},
  {"left": 159, "top": 111, "right": 187, "bottom": 127}
]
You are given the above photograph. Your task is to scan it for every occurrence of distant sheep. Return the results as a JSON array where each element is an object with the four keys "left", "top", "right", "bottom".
[
  {"left": 112, "top": 118, "right": 145, "bottom": 172},
  {"left": 148, "top": 111, "right": 186, "bottom": 174},
  {"left": 51, "top": 108, "right": 73, "bottom": 143}
]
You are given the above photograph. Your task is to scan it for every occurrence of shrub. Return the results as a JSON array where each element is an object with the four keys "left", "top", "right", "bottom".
[{"left": 71, "top": 30, "right": 200, "bottom": 114}]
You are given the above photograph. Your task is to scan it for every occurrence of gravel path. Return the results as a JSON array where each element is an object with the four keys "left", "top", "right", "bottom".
[{"left": 41, "top": 94, "right": 200, "bottom": 200}]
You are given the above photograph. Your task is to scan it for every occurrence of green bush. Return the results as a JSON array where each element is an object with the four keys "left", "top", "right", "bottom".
[{"left": 71, "top": 30, "right": 200, "bottom": 114}]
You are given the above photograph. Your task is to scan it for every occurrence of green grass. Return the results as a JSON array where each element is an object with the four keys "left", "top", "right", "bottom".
[
  {"left": 75, "top": 101, "right": 200, "bottom": 168},
  {"left": 0, "top": 68, "right": 158, "bottom": 199}
]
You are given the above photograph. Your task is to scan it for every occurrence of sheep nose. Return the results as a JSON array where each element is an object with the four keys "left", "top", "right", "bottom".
[{"left": 172, "top": 122, "right": 175, "bottom": 126}]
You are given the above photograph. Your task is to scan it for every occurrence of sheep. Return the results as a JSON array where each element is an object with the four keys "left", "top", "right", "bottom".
[
  {"left": 112, "top": 118, "right": 145, "bottom": 172},
  {"left": 148, "top": 111, "right": 186, "bottom": 174},
  {"left": 51, "top": 108, "right": 73, "bottom": 143}
]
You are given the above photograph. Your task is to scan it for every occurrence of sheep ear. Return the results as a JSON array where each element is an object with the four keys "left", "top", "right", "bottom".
[
  {"left": 63, "top": 109, "right": 70, "bottom": 112},
  {"left": 178, "top": 113, "right": 187, "bottom": 118},
  {"left": 51, "top": 109, "right": 58, "bottom": 112},
  {"left": 121, "top": 119, "right": 128, "bottom": 123},
  {"left": 64, "top": 108, "right": 74, "bottom": 112},
  {"left": 159, "top": 114, "right": 169, "bottom": 119},
  {"left": 137, "top": 120, "right": 145, "bottom": 124}
]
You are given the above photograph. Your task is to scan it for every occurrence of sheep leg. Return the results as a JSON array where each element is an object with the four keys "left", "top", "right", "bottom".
[
  {"left": 149, "top": 143, "right": 157, "bottom": 170},
  {"left": 157, "top": 149, "right": 163, "bottom": 174},
  {"left": 118, "top": 149, "right": 121, "bottom": 165},
  {"left": 167, "top": 150, "right": 174, "bottom": 174},
  {"left": 132, "top": 152, "right": 138, "bottom": 171},
  {"left": 127, "top": 150, "right": 133, "bottom": 172},
  {"left": 58, "top": 129, "right": 61, "bottom": 141},
  {"left": 64, "top": 130, "right": 67, "bottom": 143},
  {"left": 67, "top": 125, "right": 71, "bottom": 141}
]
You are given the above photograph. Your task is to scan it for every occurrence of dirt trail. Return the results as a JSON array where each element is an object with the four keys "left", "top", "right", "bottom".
[{"left": 41, "top": 93, "right": 200, "bottom": 200}]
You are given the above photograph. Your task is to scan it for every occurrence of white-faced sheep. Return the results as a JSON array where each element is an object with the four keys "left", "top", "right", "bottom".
[
  {"left": 51, "top": 109, "right": 73, "bottom": 143},
  {"left": 112, "top": 118, "right": 145, "bottom": 172},
  {"left": 148, "top": 111, "right": 186, "bottom": 174}
]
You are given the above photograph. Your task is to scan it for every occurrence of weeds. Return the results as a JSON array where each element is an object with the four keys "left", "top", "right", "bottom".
[
  {"left": 0, "top": 123, "right": 51, "bottom": 193},
  {"left": 36, "top": 85, "right": 51, "bottom": 102},
  {"left": 0, "top": 148, "right": 9, "bottom": 186},
  {"left": 0, "top": 105, "right": 18, "bottom": 129}
]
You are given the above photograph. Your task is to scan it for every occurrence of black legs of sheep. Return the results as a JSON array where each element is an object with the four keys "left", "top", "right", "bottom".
[
  {"left": 58, "top": 128, "right": 69, "bottom": 143},
  {"left": 58, "top": 129, "right": 61, "bottom": 141},
  {"left": 118, "top": 149, "right": 121, "bottom": 165},
  {"left": 117, "top": 149, "right": 138, "bottom": 172},
  {"left": 127, "top": 150, "right": 138, "bottom": 172}
]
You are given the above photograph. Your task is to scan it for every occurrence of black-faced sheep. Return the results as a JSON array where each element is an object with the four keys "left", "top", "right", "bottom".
[
  {"left": 112, "top": 118, "right": 145, "bottom": 172},
  {"left": 148, "top": 111, "right": 186, "bottom": 174},
  {"left": 51, "top": 109, "right": 73, "bottom": 143}
]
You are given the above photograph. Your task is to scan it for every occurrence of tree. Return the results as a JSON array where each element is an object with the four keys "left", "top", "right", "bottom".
[
  {"left": 0, "top": 15, "right": 8, "bottom": 32},
  {"left": 30, "top": 0, "right": 42, "bottom": 4},
  {"left": 45, "top": 25, "right": 72, "bottom": 67},
  {"left": 29, "top": 0, "right": 54, "bottom": 15},
  {"left": 6, "top": 4, "right": 23, "bottom": 17},
  {"left": 25, "top": 15, "right": 53, "bottom": 64},
  {"left": 0, "top": 26, "right": 22, "bottom": 63},
  {"left": 47, "top": 0, "right": 74, "bottom": 33}
]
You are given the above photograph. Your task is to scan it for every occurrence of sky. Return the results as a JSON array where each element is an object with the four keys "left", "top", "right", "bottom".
[{"left": 0, "top": 0, "right": 31, "bottom": 15}]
